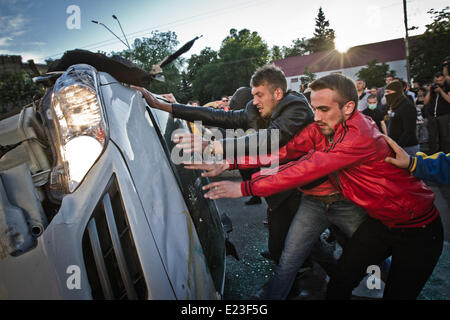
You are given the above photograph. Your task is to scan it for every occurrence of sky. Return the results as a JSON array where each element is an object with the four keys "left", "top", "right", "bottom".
[{"left": 0, "top": 0, "right": 448, "bottom": 64}]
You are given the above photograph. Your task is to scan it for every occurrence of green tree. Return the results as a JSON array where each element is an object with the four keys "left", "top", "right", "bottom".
[
  {"left": 218, "top": 28, "right": 270, "bottom": 93},
  {"left": 0, "top": 71, "right": 45, "bottom": 116},
  {"left": 191, "top": 63, "right": 222, "bottom": 104},
  {"left": 306, "top": 7, "right": 335, "bottom": 53},
  {"left": 282, "top": 37, "right": 310, "bottom": 57},
  {"left": 270, "top": 45, "right": 283, "bottom": 61},
  {"left": 356, "top": 59, "right": 396, "bottom": 88},
  {"left": 190, "top": 28, "right": 269, "bottom": 104},
  {"left": 120, "top": 30, "right": 179, "bottom": 70},
  {"left": 410, "top": 6, "right": 450, "bottom": 84},
  {"left": 299, "top": 67, "right": 316, "bottom": 86},
  {"left": 177, "top": 71, "right": 193, "bottom": 103},
  {"left": 186, "top": 47, "right": 219, "bottom": 103},
  {"left": 115, "top": 30, "right": 183, "bottom": 95},
  {"left": 186, "top": 47, "right": 218, "bottom": 84}
]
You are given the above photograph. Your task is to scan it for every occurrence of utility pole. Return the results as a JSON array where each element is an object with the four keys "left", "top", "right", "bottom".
[
  {"left": 403, "top": 0, "right": 411, "bottom": 83},
  {"left": 112, "top": 15, "right": 132, "bottom": 62}
]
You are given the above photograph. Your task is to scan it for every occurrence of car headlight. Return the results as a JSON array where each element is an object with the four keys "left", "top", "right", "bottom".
[{"left": 50, "top": 64, "right": 108, "bottom": 193}]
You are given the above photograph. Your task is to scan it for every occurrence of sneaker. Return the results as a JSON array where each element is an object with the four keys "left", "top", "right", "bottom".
[{"left": 245, "top": 196, "right": 262, "bottom": 205}]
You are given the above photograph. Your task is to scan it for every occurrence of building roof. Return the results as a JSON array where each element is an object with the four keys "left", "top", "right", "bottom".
[
  {"left": 273, "top": 38, "right": 411, "bottom": 77},
  {"left": 0, "top": 55, "right": 47, "bottom": 75}
]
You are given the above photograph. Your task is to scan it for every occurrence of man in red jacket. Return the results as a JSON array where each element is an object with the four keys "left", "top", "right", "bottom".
[{"left": 191, "top": 74, "right": 443, "bottom": 299}]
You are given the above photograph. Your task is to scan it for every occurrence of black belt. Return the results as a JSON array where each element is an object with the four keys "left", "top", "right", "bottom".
[{"left": 308, "top": 193, "right": 346, "bottom": 204}]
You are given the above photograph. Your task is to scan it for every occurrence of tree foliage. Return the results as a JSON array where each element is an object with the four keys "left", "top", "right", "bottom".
[
  {"left": 306, "top": 7, "right": 335, "bottom": 53},
  {"left": 186, "top": 47, "right": 218, "bottom": 84},
  {"left": 356, "top": 59, "right": 396, "bottom": 88},
  {"left": 0, "top": 71, "right": 45, "bottom": 115},
  {"left": 218, "top": 29, "right": 269, "bottom": 96},
  {"left": 270, "top": 45, "right": 283, "bottom": 61},
  {"left": 187, "top": 28, "right": 269, "bottom": 104},
  {"left": 177, "top": 71, "right": 193, "bottom": 104},
  {"left": 186, "top": 47, "right": 219, "bottom": 103},
  {"left": 115, "top": 30, "right": 183, "bottom": 96},
  {"left": 282, "top": 37, "right": 310, "bottom": 58},
  {"left": 277, "top": 7, "right": 335, "bottom": 59},
  {"left": 409, "top": 6, "right": 450, "bottom": 84},
  {"left": 299, "top": 67, "right": 316, "bottom": 86}
]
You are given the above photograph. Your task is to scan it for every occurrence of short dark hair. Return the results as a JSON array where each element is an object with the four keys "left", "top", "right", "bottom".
[
  {"left": 250, "top": 64, "right": 287, "bottom": 94},
  {"left": 435, "top": 71, "right": 444, "bottom": 78},
  {"left": 309, "top": 73, "right": 358, "bottom": 109},
  {"left": 229, "top": 87, "right": 253, "bottom": 110},
  {"left": 367, "top": 94, "right": 377, "bottom": 101}
]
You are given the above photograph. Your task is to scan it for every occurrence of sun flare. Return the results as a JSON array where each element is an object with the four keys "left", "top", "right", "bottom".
[{"left": 335, "top": 38, "right": 352, "bottom": 53}]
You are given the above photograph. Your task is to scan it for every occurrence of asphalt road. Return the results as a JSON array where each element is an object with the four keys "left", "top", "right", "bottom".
[{"left": 212, "top": 170, "right": 450, "bottom": 300}]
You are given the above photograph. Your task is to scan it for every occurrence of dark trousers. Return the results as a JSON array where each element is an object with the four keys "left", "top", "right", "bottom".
[
  {"left": 428, "top": 114, "right": 450, "bottom": 154},
  {"left": 267, "top": 190, "right": 302, "bottom": 263},
  {"left": 327, "top": 216, "right": 443, "bottom": 300},
  {"left": 239, "top": 168, "right": 260, "bottom": 183}
]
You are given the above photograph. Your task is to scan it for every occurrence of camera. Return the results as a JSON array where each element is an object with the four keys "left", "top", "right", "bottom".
[{"left": 430, "top": 83, "right": 439, "bottom": 91}]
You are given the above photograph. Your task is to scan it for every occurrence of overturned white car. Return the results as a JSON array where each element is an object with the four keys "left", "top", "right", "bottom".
[{"left": 0, "top": 50, "right": 227, "bottom": 299}]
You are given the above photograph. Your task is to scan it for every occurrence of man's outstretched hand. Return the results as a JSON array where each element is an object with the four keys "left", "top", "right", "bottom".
[
  {"left": 131, "top": 85, "right": 172, "bottom": 112},
  {"left": 174, "top": 132, "right": 224, "bottom": 155},
  {"left": 383, "top": 135, "right": 411, "bottom": 169},
  {"left": 202, "top": 181, "right": 243, "bottom": 200},
  {"left": 173, "top": 132, "right": 208, "bottom": 153}
]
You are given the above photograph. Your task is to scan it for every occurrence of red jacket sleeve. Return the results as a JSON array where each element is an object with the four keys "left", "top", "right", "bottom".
[
  {"left": 241, "top": 124, "right": 377, "bottom": 197},
  {"left": 228, "top": 124, "right": 319, "bottom": 170}
]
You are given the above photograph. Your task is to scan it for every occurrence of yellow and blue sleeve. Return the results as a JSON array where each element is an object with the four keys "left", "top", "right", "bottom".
[{"left": 409, "top": 152, "right": 450, "bottom": 184}]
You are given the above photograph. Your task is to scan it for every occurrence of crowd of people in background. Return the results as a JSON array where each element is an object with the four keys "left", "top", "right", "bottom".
[
  {"left": 190, "top": 95, "right": 233, "bottom": 111},
  {"left": 184, "top": 60, "right": 450, "bottom": 159},
  {"left": 296, "top": 62, "right": 450, "bottom": 157}
]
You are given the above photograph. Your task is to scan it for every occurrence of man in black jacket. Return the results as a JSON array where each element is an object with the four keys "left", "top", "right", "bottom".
[
  {"left": 385, "top": 80, "right": 419, "bottom": 156},
  {"left": 377, "top": 74, "right": 394, "bottom": 115},
  {"left": 132, "top": 64, "right": 314, "bottom": 264},
  {"left": 229, "top": 87, "right": 262, "bottom": 206}
]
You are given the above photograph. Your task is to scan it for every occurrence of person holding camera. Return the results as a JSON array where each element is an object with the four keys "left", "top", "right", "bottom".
[{"left": 424, "top": 71, "right": 450, "bottom": 154}]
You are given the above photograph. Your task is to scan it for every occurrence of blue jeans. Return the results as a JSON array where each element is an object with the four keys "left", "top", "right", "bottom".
[{"left": 264, "top": 195, "right": 368, "bottom": 299}]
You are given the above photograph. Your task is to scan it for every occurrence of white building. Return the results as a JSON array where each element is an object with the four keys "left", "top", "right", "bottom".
[{"left": 273, "top": 38, "right": 411, "bottom": 92}]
